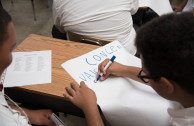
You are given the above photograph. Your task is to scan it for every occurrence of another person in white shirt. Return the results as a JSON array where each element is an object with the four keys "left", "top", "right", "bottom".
[
  {"left": 52, "top": 0, "right": 138, "bottom": 55},
  {"left": 0, "top": 7, "right": 55, "bottom": 126}
]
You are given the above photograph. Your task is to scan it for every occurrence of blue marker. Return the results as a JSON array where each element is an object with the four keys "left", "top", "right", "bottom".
[{"left": 96, "top": 55, "right": 116, "bottom": 81}]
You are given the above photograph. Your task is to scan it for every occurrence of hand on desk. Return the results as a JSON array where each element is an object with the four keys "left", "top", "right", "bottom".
[{"left": 63, "top": 82, "right": 104, "bottom": 126}]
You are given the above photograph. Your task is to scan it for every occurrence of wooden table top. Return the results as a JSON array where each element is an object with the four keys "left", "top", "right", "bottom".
[{"left": 13, "top": 34, "right": 99, "bottom": 98}]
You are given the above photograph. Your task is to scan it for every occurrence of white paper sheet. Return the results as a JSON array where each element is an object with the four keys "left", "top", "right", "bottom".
[
  {"left": 62, "top": 41, "right": 177, "bottom": 126},
  {"left": 3, "top": 50, "right": 51, "bottom": 87},
  {"left": 139, "top": 0, "right": 173, "bottom": 16}
]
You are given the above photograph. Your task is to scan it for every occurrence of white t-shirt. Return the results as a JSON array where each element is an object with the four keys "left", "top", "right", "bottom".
[
  {"left": 53, "top": 0, "right": 138, "bottom": 55},
  {"left": 0, "top": 90, "right": 31, "bottom": 126},
  {"left": 168, "top": 105, "right": 194, "bottom": 126}
]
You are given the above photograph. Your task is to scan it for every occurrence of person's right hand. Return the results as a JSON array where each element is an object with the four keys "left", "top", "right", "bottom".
[
  {"left": 63, "top": 81, "right": 97, "bottom": 112},
  {"left": 98, "top": 58, "right": 124, "bottom": 81}
]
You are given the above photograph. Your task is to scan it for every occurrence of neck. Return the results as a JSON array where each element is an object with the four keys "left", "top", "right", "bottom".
[
  {"left": 177, "top": 91, "right": 194, "bottom": 108},
  {"left": 171, "top": 82, "right": 194, "bottom": 108}
]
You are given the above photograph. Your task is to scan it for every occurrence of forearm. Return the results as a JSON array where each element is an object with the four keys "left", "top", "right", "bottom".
[
  {"left": 120, "top": 65, "right": 142, "bottom": 83},
  {"left": 83, "top": 105, "right": 104, "bottom": 126}
]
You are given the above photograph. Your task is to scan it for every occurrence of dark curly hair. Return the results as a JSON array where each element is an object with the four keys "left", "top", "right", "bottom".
[
  {"left": 0, "top": 7, "right": 12, "bottom": 46},
  {"left": 135, "top": 12, "right": 194, "bottom": 94}
]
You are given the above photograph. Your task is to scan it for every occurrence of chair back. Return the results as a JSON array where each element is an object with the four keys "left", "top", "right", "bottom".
[{"left": 67, "top": 32, "right": 112, "bottom": 46}]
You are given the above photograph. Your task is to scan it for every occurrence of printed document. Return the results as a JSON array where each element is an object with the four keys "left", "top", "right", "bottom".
[{"left": 3, "top": 50, "right": 51, "bottom": 87}]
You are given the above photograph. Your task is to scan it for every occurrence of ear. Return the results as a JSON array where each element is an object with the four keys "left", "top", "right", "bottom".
[{"left": 160, "top": 77, "right": 175, "bottom": 94}]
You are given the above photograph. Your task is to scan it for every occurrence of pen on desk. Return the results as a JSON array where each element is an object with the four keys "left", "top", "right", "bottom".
[{"left": 96, "top": 55, "right": 116, "bottom": 81}]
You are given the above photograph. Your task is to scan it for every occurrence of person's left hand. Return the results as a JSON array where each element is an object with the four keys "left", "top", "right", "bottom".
[{"left": 26, "top": 109, "right": 55, "bottom": 126}]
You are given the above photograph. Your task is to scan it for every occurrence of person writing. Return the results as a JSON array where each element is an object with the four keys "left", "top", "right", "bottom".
[
  {"left": 64, "top": 12, "right": 194, "bottom": 126},
  {"left": 0, "top": 7, "right": 55, "bottom": 126}
]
